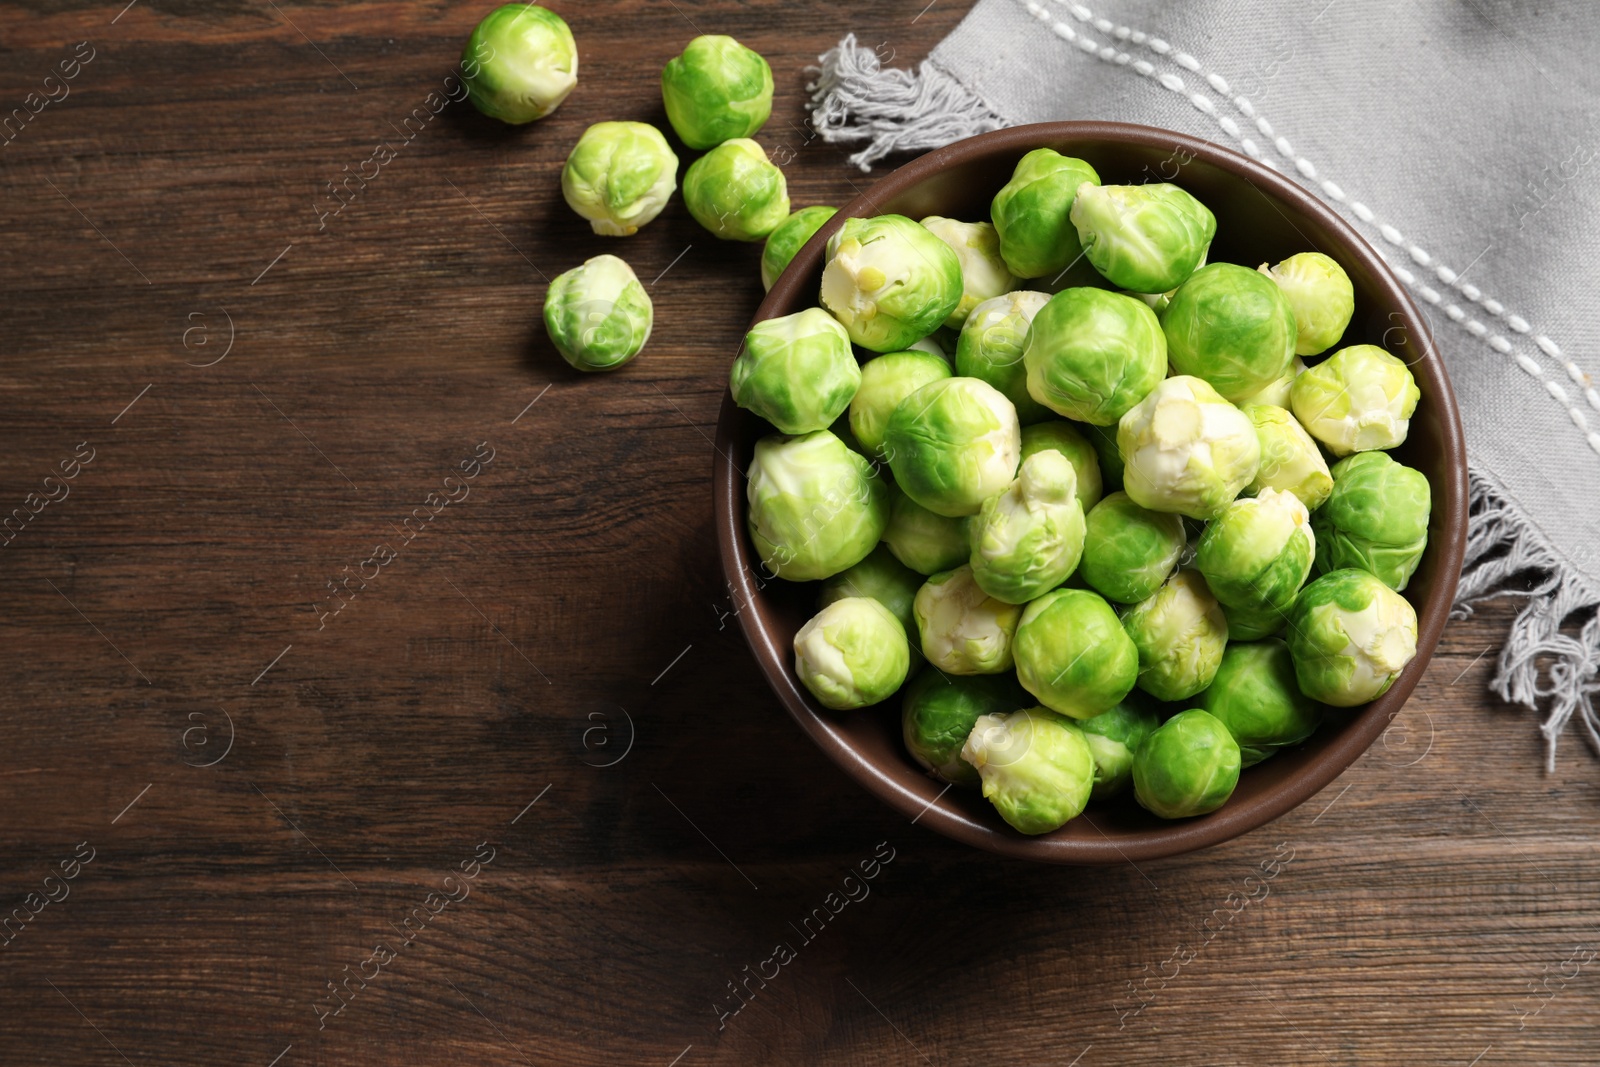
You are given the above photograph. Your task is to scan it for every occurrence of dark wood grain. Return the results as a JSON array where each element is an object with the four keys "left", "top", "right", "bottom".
[{"left": 0, "top": 1, "right": 1595, "bottom": 1064}]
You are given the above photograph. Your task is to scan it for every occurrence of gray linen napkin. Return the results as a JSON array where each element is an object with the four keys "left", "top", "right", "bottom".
[{"left": 810, "top": 0, "right": 1600, "bottom": 767}]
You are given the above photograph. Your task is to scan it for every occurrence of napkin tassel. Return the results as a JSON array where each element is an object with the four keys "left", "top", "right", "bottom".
[
  {"left": 808, "top": 34, "right": 1003, "bottom": 171},
  {"left": 1455, "top": 469, "right": 1600, "bottom": 770}
]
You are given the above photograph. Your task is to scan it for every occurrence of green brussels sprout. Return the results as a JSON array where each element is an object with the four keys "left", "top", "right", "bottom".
[
  {"left": 1078, "top": 491, "right": 1186, "bottom": 604},
  {"left": 921, "top": 217, "right": 1019, "bottom": 328},
  {"left": 849, "top": 349, "right": 952, "bottom": 460},
  {"left": 793, "top": 597, "right": 910, "bottom": 710},
  {"left": 960, "top": 707, "right": 1095, "bottom": 834},
  {"left": 1195, "top": 487, "right": 1315, "bottom": 635},
  {"left": 820, "top": 215, "right": 964, "bottom": 352},
  {"left": 1286, "top": 568, "right": 1419, "bottom": 706},
  {"left": 1260, "top": 252, "right": 1355, "bottom": 356},
  {"left": 1082, "top": 421, "right": 1125, "bottom": 491},
  {"left": 1023, "top": 288, "right": 1167, "bottom": 425},
  {"left": 1220, "top": 599, "right": 1289, "bottom": 642},
  {"left": 1077, "top": 696, "right": 1162, "bottom": 798},
  {"left": 1290, "top": 343, "right": 1421, "bottom": 456},
  {"left": 1013, "top": 588, "right": 1139, "bottom": 719},
  {"left": 461, "top": 5, "right": 578, "bottom": 124},
  {"left": 1314, "top": 451, "right": 1432, "bottom": 591},
  {"left": 560, "top": 122, "right": 679, "bottom": 237},
  {"left": 1019, "top": 421, "right": 1103, "bottom": 511},
  {"left": 1161, "top": 263, "right": 1297, "bottom": 402},
  {"left": 730, "top": 308, "right": 860, "bottom": 434},
  {"left": 1118, "top": 375, "right": 1261, "bottom": 520},
  {"left": 883, "top": 377, "right": 1021, "bottom": 518},
  {"left": 1132, "top": 709, "right": 1242, "bottom": 819},
  {"left": 761, "top": 206, "right": 837, "bottom": 291},
  {"left": 543, "top": 254, "right": 653, "bottom": 371},
  {"left": 955, "top": 291, "right": 1054, "bottom": 425},
  {"left": 967, "top": 450, "right": 1087, "bottom": 605},
  {"left": 912, "top": 565, "right": 1023, "bottom": 675},
  {"left": 1197, "top": 639, "right": 1322, "bottom": 766},
  {"left": 1243, "top": 404, "right": 1334, "bottom": 510},
  {"left": 881, "top": 487, "right": 967, "bottom": 577},
  {"left": 1237, "top": 357, "right": 1307, "bottom": 409},
  {"left": 1070, "top": 182, "right": 1216, "bottom": 294},
  {"left": 683, "top": 138, "right": 789, "bottom": 242},
  {"left": 660, "top": 35, "right": 774, "bottom": 150},
  {"left": 881, "top": 484, "right": 969, "bottom": 576},
  {"left": 819, "top": 543, "right": 923, "bottom": 646},
  {"left": 1121, "top": 569, "right": 1229, "bottom": 702},
  {"left": 900, "top": 669, "right": 1029, "bottom": 786},
  {"left": 746, "top": 430, "right": 890, "bottom": 581},
  {"left": 990, "top": 149, "right": 1102, "bottom": 279}
]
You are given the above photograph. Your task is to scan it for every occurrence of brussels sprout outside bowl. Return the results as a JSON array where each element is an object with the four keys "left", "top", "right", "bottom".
[{"left": 713, "top": 121, "right": 1467, "bottom": 864}]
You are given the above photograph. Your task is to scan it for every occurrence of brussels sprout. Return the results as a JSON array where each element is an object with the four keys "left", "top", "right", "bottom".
[
  {"left": 912, "top": 565, "right": 1022, "bottom": 675},
  {"left": 543, "top": 254, "right": 653, "bottom": 372},
  {"left": 1220, "top": 599, "right": 1289, "bottom": 642},
  {"left": 683, "top": 138, "right": 789, "bottom": 242},
  {"left": 1195, "top": 487, "right": 1315, "bottom": 637},
  {"left": 883, "top": 377, "right": 1021, "bottom": 517},
  {"left": 960, "top": 708, "right": 1095, "bottom": 834},
  {"left": 1121, "top": 569, "right": 1229, "bottom": 702},
  {"left": 1161, "top": 263, "right": 1297, "bottom": 402},
  {"left": 968, "top": 450, "right": 1087, "bottom": 605},
  {"left": 1132, "top": 709, "right": 1241, "bottom": 819},
  {"left": 1197, "top": 639, "right": 1322, "bottom": 766},
  {"left": 849, "top": 349, "right": 952, "bottom": 460},
  {"left": 1260, "top": 252, "right": 1355, "bottom": 356},
  {"left": 1290, "top": 343, "right": 1421, "bottom": 456},
  {"left": 955, "top": 291, "right": 1053, "bottom": 425},
  {"left": 819, "top": 543, "right": 923, "bottom": 647},
  {"left": 1314, "top": 451, "right": 1432, "bottom": 591},
  {"left": 660, "top": 35, "right": 774, "bottom": 150},
  {"left": 746, "top": 430, "right": 889, "bottom": 581},
  {"left": 1243, "top": 404, "right": 1334, "bottom": 510},
  {"left": 1077, "top": 697, "right": 1162, "bottom": 799},
  {"left": 1019, "top": 421, "right": 1103, "bottom": 511},
  {"left": 461, "top": 5, "right": 578, "bottom": 124},
  {"left": 1023, "top": 288, "right": 1167, "bottom": 425},
  {"left": 881, "top": 485, "right": 969, "bottom": 576},
  {"left": 730, "top": 309, "right": 859, "bottom": 434},
  {"left": 820, "top": 215, "right": 964, "bottom": 352},
  {"left": 901, "top": 669, "right": 1029, "bottom": 786},
  {"left": 1078, "top": 491, "right": 1186, "bottom": 604},
  {"left": 793, "top": 597, "right": 910, "bottom": 710},
  {"left": 1013, "top": 588, "right": 1139, "bottom": 719},
  {"left": 1083, "top": 421, "right": 1125, "bottom": 491},
  {"left": 559, "top": 122, "right": 679, "bottom": 237},
  {"left": 1070, "top": 182, "right": 1216, "bottom": 294},
  {"left": 921, "top": 217, "right": 1019, "bottom": 328},
  {"left": 1237, "top": 357, "right": 1308, "bottom": 410},
  {"left": 990, "top": 149, "right": 1102, "bottom": 280},
  {"left": 1286, "top": 568, "right": 1419, "bottom": 706},
  {"left": 761, "top": 206, "right": 838, "bottom": 291},
  {"left": 1118, "top": 376, "right": 1261, "bottom": 520}
]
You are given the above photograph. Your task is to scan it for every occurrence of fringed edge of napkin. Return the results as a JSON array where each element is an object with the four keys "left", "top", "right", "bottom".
[
  {"left": 1457, "top": 472, "right": 1600, "bottom": 770},
  {"left": 807, "top": 34, "right": 1004, "bottom": 171},
  {"left": 808, "top": 36, "right": 1600, "bottom": 769}
]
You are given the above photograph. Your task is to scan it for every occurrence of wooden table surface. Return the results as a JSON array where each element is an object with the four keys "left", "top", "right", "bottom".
[{"left": 2, "top": 1, "right": 1596, "bottom": 1063}]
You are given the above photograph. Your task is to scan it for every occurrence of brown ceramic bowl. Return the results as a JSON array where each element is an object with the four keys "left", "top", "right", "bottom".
[{"left": 713, "top": 121, "right": 1467, "bottom": 864}]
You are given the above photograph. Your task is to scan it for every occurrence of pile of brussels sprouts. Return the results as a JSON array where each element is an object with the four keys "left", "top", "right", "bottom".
[
  {"left": 454, "top": 7, "right": 1433, "bottom": 835},
  {"left": 741, "top": 148, "right": 1433, "bottom": 836},
  {"left": 457, "top": 5, "right": 809, "bottom": 372}
]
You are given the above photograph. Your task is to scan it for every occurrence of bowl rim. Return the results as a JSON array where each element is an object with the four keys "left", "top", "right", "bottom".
[{"left": 713, "top": 120, "right": 1468, "bottom": 864}]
